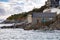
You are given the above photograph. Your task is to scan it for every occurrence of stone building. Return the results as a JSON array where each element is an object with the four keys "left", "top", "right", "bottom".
[
  {"left": 32, "top": 12, "right": 57, "bottom": 25},
  {"left": 27, "top": 12, "right": 57, "bottom": 25},
  {"left": 46, "top": 0, "right": 60, "bottom": 8}
]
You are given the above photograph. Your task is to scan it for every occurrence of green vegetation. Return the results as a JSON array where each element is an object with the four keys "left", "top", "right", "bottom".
[
  {"left": 7, "top": 13, "right": 28, "bottom": 20},
  {"left": 7, "top": 5, "right": 48, "bottom": 20},
  {"left": 31, "top": 5, "right": 48, "bottom": 12}
]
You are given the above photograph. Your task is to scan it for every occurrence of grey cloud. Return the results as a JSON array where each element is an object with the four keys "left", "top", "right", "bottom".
[
  {"left": 0, "top": 8, "right": 6, "bottom": 15},
  {"left": 0, "top": 0, "right": 47, "bottom": 19}
]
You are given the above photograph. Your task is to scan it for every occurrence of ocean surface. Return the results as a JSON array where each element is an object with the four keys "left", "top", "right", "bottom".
[
  {"left": 0, "top": 28, "right": 60, "bottom": 40},
  {"left": 0, "top": 21, "right": 60, "bottom": 40}
]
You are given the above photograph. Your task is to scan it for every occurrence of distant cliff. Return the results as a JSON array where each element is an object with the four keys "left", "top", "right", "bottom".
[{"left": 7, "top": 5, "right": 48, "bottom": 20}]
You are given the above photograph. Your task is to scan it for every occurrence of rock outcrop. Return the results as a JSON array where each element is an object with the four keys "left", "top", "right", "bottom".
[{"left": 49, "top": 14, "right": 60, "bottom": 30}]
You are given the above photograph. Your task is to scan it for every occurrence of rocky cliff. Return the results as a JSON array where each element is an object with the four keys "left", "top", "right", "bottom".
[{"left": 49, "top": 14, "right": 60, "bottom": 30}]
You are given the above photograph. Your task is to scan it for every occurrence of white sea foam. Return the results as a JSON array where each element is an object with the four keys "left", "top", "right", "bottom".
[{"left": 0, "top": 29, "right": 60, "bottom": 40}]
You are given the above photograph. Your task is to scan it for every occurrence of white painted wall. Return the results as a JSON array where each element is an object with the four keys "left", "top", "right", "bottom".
[{"left": 27, "top": 14, "right": 32, "bottom": 23}]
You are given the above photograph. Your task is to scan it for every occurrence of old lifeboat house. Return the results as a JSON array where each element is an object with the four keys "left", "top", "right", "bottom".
[{"left": 27, "top": 12, "right": 57, "bottom": 30}]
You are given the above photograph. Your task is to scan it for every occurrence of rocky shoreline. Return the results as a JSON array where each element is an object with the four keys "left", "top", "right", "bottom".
[{"left": 0, "top": 14, "right": 60, "bottom": 31}]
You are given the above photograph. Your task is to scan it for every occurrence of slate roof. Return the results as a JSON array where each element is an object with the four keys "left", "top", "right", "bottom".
[{"left": 32, "top": 12, "right": 56, "bottom": 18}]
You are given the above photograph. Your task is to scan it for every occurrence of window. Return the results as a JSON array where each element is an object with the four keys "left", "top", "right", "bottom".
[
  {"left": 49, "top": 18, "right": 53, "bottom": 20},
  {"left": 59, "top": 1, "right": 60, "bottom": 5}
]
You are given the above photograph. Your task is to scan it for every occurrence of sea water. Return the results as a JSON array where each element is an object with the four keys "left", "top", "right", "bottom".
[
  {"left": 0, "top": 28, "right": 60, "bottom": 40},
  {"left": 0, "top": 20, "right": 60, "bottom": 40}
]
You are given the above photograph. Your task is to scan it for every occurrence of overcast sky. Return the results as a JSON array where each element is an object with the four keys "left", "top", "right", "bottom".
[{"left": 0, "top": 0, "right": 47, "bottom": 19}]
